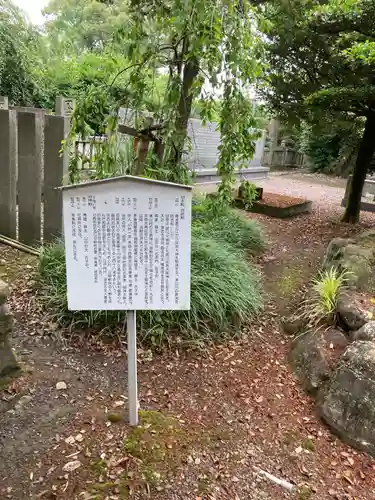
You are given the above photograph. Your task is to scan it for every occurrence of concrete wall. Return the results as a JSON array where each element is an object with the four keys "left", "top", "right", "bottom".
[
  {"left": 17, "top": 112, "right": 43, "bottom": 245},
  {"left": 263, "top": 147, "right": 305, "bottom": 169},
  {"left": 0, "top": 106, "right": 66, "bottom": 244},
  {"left": 185, "top": 119, "right": 266, "bottom": 170},
  {"left": 186, "top": 119, "right": 268, "bottom": 185},
  {"left": 0, "top": 110, "right": 17, "bottom": 239},
  {"left": 9, "top": 106, "right": 51, "bottom": 115}
]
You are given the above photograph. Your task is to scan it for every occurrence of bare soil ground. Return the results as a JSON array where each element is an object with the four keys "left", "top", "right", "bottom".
[
  {"left": 257, "top": 193, "right": 306, "bottom": 208},
  {"left": 1, "top": 173, "right": 375, "bottom": 500}
]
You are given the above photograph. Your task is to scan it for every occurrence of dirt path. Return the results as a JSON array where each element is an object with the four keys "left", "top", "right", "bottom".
[{"left": 1, "top": 174, "right": 375, "bottom": 500}]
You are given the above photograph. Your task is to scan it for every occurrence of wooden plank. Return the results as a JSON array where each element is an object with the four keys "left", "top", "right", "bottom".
[
  {"left": 118, "top": 123, "right": 163, "bottom": 139},
  {"left": 17, "top": 112, "right": 43, "bottom": 246},
  {"left": 43, "top": 115, "right": 67, "bottom": 243},
  {"left": 0, "top": 110, "right": 17, "bottom": 239}
]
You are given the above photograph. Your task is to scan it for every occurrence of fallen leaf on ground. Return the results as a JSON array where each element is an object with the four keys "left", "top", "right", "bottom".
[
  {"left": 56, "top": 381, "right": 67, "bottom": 391},
  {"left": 62, "top": 460, "right": 81, "bottom": 472},
  {"left": 65, "top": 436, "right": 76, "bottom": 445}
]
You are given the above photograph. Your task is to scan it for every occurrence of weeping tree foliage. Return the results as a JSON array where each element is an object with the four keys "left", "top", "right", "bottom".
[
  {"left": 69, "top": 0, "right": 263, "bottom": 200},
  {"left": 261, "top": 0, "right": 375, "bottom": 223}
]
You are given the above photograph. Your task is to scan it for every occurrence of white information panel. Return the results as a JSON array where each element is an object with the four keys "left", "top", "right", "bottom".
[{"left": 62, "top": 177, "right": 192, "bottom": 311}]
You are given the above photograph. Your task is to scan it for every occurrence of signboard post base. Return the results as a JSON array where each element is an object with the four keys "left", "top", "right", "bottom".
[{"left": 127, "top": 310, "right": 138, "bottom": 426}]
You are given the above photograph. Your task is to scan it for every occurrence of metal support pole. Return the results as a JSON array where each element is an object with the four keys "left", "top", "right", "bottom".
[{"left": 127, "top": 310, "right": 138, "bottom": 426}]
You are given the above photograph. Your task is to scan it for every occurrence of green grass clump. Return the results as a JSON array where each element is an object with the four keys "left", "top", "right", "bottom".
[
  {"left": 277, "top": 265, "right": 305, "bottom": 300},
  {"left": 38, "top": 204, "right": 264, "bottom": 345},
  {"left": 140, "top": 234, "right": 262, "bottom": 342},
  {"left": 192, "top": 196, "right": 265, "bottom": 254},
  {"left": 193, "top": 209, "right": 265, "bottom": 254}
]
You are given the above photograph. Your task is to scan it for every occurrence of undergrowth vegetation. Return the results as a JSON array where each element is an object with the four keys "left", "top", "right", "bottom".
[{"left": 38, "top": 199, "right": 264, "bottom": 347}]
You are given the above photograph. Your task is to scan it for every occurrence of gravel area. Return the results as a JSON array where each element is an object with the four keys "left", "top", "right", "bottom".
[
  {"left": 256, "top": 172, "right": 346, "bottom": 207},
  {"left": 196, "top": 171, "right": 347, "bottom": 209}
]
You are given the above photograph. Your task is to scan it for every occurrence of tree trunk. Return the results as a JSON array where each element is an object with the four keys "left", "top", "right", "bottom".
[
  {"left": 342, "top": 113, "right": 375, "bottom": 224},
  {"left": 172, "top": 57, "right": 199, "bottom": 166}
]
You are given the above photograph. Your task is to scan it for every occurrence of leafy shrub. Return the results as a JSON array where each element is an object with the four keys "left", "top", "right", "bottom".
[
  {"left": 191, "top": 197, "right": 216, "bottom": 222},
  {"left": 298, "top": 118, "right": 363, "bottom": 176},
  {"left": 306, "top": 133, "right": 343, "bottom": 173},
  {"left": 238, "top": 180, "right": 259, "bottom": 208},
  {"left": 38, "top": 207, "right": 264, "bottom": 346}
]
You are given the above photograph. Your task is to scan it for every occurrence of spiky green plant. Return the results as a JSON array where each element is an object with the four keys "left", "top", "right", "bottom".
[{"left": 301, "top": 267, "right": 349, "bottom": 327}]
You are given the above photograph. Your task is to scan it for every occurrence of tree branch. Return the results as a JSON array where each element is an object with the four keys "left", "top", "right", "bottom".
[
  {"left": 312, "top": 22, "right": 375, "bottom": 40},
  {"left": 109, "top": 61, "right": 146, "bottom": 88}
]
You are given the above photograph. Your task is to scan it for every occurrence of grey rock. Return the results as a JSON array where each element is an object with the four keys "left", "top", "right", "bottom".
[
  {"left": 281, "top": 315, "right": 306, "bottom": 336},
  {"left": 15, "top": 395, "right": 32, "bottom": 411},
  {"left": 322, "top": 238, "right": 353, "bottom": 272},
  {"left": 0, "top": 286, "right": 20, "bottom": 380},
  {"left": 357, "top": 229, "right": 375, "bottom": 244},
  {"left": 341, "top": 245, "right": 373, "bottom": 286},
  {"left": 324, "top": 237, "right": 354, "bottom": 259},
  {"left": 319, "top": 341, "right": 375, "bottom": 456},
  {"left": 289, "top": 331, "right": 332, "bottom": 394},
  {"left": 0, "top": 303, "right": 13, "bottom": 338},
  {"left": 0, "top": 337, "right": 19, "bottom": 378},
  {"left": 337, "top": 294, "right": 367, "bottom": 331},
  {"left": 323, "top": 237, "right": 374, "bottom": 288},
  {"left": 352, "top": 321, "right": 375, "bottom": 342},
  {"left": 325, "top": 328, "right": 349, "bottom": 349},
  {"left": 0, "top": 280, "right": 9, "bottom": 306}
]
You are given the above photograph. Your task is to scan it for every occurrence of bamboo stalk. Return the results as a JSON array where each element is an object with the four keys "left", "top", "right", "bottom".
[
  {"left": 255, "top": 467, "right": 295, "bottom": 492},
  {"left": 0, "top": 235, "right": 39, "bottom": 256}
]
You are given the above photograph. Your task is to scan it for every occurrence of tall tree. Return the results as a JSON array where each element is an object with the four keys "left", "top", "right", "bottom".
[
  {"left": 71, "top": 0, "right": 263, "bottom": 197},
  {"left": 0, "top": 0, "right": 42, "bottom": 105},
  {"left": 261, "top": 0, "right": 375, "bottom": 223},
  {"left": 43, "top": 0, "right": 129, "bottom": 53}
]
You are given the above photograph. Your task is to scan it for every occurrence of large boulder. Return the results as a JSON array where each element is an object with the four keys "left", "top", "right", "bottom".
[
  {"left": 357, "top": 228, "right": 375, "bottom": 245},
  {"left": 337, "top": 293, "right": 368, "bottom": 332},
  {"left": 0, "top": 280, "right": 9, "bottom": 306},
  {"left": 289, "top": 329, "right": 348, "bottom": 394},
  {"left": 281, "top": 314, "right": 307, "bottom": 336},
  {"left": 323, "top": 237, "right": 374, "bottom": 288},
  {"left": 319, "top": 341, "right": 375, "bottom": 456},
  {"left": 0, "top": 280, "right": 20, "bottom": 380},
  {"left": 352, "top": 321, "right": 375, "bottom": 342}
]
